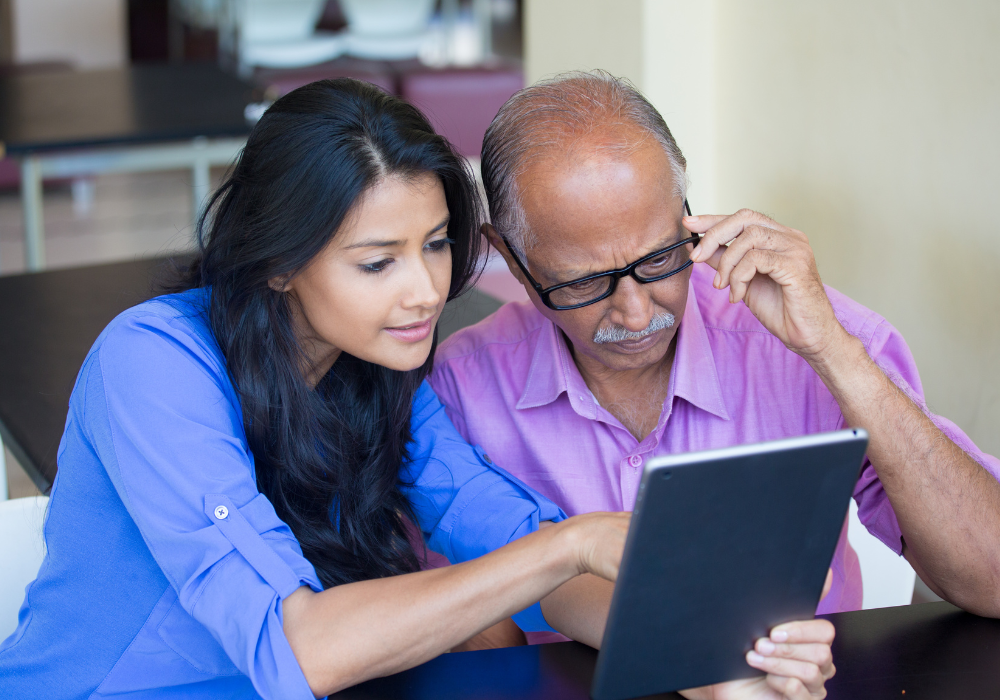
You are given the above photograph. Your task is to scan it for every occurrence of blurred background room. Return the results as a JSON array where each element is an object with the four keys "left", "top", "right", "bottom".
[{"left": 0, "top": 0, "right": 997, "bottom": 611}]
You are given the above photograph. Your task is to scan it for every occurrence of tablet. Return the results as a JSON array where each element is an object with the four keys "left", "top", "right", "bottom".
[{"left": 591, "top": 428, "right": 869, "bottom": 700}]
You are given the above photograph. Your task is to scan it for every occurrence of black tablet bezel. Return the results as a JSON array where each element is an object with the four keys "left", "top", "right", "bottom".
[{"left": 591, "top": 429, "right": 869, "bottom": 700}]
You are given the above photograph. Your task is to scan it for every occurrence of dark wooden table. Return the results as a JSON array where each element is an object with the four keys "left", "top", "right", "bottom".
[
  {"left": 0, "top": 64, "right": 254, "bottom": 270},
  {"left": 334, "top": 602, "right": 1000, "bottom": 700},
  {"left": 0, "top": 63, "right": 253, "bottom": 154},
  {"left": 0, "top": 257, "right": 501, "bottom": 492}
]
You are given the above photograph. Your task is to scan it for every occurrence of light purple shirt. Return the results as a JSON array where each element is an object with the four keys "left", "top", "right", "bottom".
[{"left": 430, "top": 264, "right": 1000, "bottom": 627}]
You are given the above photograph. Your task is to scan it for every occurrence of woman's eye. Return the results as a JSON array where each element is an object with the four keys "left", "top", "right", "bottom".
[
  {"left": 426, "top": 237, "right": 455, "bottom": 253},
  {"left": 361, "top": 259, "right": 393, "bottom": 274}
]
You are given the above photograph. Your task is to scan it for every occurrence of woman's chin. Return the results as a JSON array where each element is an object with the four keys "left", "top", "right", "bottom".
[{"left": 362, "top": 337, "right": 435, "bottom": 372}]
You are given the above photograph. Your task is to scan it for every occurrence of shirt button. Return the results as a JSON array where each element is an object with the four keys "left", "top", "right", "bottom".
[
  {"left": 214, "top": 505, "right": 229, "bottom": 520},
  {"left": 629, "top": 455, "right": 643, "bottom": 467},
  {"left": 482, "top": 453, "right": 493, "bottom": 465}
]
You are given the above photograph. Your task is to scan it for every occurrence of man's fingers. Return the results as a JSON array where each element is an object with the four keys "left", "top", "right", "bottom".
[
  {"left": 747, "top": 653, "right": 827, "bottom": 695},
  {"left": 689, "top": 209, "right": 783, "bottom": 263},
  {"left": 682, "top": 213, "right": 729, "bottom": 235},
  {"left": 698, "top": 246, "right": 726, "bottom": 272},
  {"left": 727, "top": 250, "right": 780, "bottom": 304},
  {"left": 771, "top": 619, "right": 836, "bottom": 645},
  {"left": 764, "top": 673, "right": 823, "bottom": 700},
  {"left": 713, "top": 223, "right": 785, "bottom": 285},
  {"left": 754, "top": 640, "right": 834, "bottom": 675}
]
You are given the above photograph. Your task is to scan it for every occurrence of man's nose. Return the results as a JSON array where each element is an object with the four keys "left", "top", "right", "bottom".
[{"left": 608, "top": 275, "right": 654, "bottom": 332}]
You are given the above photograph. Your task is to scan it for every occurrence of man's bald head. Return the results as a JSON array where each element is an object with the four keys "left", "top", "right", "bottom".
[{"left": 481, "top": 71, "right": 687, "bottom": 254}]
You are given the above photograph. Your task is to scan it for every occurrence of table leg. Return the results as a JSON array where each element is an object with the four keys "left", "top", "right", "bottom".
[
  {"left": 191, "top": 137, "right": 210, "bottom": 241},
  {"left": 21, "top": 156, "right": 46, "bottom": 271}
]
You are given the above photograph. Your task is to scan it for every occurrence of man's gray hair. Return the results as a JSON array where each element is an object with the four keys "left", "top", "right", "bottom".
[{"left": 481, "top": 70, "right": 687, "bottom": 254}]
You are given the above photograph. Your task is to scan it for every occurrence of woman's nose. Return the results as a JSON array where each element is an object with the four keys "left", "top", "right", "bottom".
[{"left": 402, "top": 259, "right": 443, "bottom": 310}]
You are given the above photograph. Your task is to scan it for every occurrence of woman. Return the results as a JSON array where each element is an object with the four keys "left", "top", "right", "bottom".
[{"left": 0, "top": 80, "right": 833, "bottom": 699}]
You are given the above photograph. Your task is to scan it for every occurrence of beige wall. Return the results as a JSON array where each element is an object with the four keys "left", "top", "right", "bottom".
[
  {"left": 12, "top": 0, "right": 126, "bottom": 68},
  {"left": 525, "top": 0, "right": 1000, "bottom": 456},
  {"left": 525, "top": 0, "right": 643, "bottom": 87}
]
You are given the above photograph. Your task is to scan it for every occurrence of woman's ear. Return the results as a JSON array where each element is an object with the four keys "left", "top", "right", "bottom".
[{"left": 268, "top": 275, "right": 291, "bottom": 293}]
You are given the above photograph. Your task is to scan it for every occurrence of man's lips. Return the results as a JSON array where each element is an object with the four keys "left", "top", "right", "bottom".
[
  {"left": 607, "top": 328, "right": 666, "bottom": 353},
  {"left": 384, "top": 318, "right": 434, "bottom": 343}
]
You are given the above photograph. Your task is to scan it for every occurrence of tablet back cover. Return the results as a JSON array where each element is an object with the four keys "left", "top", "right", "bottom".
[{"left": 591, "top": 430, "right": 867, "bottom": 700}]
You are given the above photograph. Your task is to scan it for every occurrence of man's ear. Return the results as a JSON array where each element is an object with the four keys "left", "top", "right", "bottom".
[{"left": 482, "top": 223, "right": 528, "bottom": 286}]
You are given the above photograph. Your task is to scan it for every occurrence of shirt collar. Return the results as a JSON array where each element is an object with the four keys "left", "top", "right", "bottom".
[
  {"left": 670, "top": 277, "right": 731, "bottom": 421},
  {"left": 516, "top": 278, "right": 730, "bottom": 422},
  {"left": 516, "top": 311, "right": 588, "bottom": 413}
]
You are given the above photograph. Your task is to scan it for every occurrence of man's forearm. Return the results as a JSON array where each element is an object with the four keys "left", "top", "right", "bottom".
[
  {"left": 808, "top": 332, "right": 1000, "bottom": 615},
  {"left": 540, "top": 573, "right": 615, "bottom": 647}
]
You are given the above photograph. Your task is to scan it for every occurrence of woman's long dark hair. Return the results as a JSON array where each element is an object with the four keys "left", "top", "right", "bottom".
[{"left": 168, "top": 79, "right": 484, "bottom": 587}]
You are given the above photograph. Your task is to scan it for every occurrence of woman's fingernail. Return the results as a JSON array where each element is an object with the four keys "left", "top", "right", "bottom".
[
  {"left": 757, "top": 639, "right": 776, "bottom": 654},
  {"left": 747, "top": 651, "right": 765, "bottom": 664},
  {"left": 772, "top": 629, "right": 789, "bottom": 642}
]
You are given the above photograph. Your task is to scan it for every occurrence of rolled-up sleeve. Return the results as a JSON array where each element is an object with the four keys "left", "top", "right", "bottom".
[
  {"left": 400, "top": 381, "right": 566, "bottom": 632},
  {"left": 85, "top": 312, "right": 319, "bottom": 700},
  {"left": 849, "top": 318, "right": 1000, "bottom": 554}
]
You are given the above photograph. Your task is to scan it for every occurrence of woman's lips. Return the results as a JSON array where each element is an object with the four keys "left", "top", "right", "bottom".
[{"left": 385, "top": 318, "right": 434, "bottom": 343}]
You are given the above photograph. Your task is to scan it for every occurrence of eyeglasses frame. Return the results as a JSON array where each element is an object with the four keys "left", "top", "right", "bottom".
[{"left": 499, "top": 199, "right": 700, "bottom": 311}]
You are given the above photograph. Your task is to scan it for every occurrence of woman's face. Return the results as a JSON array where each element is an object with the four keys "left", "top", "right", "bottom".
[{"left": 279, "top": 173, "right": 453, "bottom": 383}]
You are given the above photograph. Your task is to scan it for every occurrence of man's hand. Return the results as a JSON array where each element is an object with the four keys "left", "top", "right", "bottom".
[
  {"left": 685, "top": 210, "right": 847, "bottom": 362},
  {"left": 680, "top": 619, "right": 836, "bottom": 700}
]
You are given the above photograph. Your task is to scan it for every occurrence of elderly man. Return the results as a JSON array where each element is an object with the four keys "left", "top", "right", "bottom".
[{"left": 429, "top": 71, "right": 1000, "bottom": 640}]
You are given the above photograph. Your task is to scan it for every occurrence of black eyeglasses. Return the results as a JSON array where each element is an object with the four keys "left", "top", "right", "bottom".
[{"left": 500, "top": 199, "right": 699, "bottom": 311}]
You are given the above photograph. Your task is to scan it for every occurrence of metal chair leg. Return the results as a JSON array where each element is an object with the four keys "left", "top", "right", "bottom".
[
  {"left": 21, "top": 156, "right": 46, "bottom": 271},
  {"left": 0, "top": 434, "right": 8, "bottom": 501}
]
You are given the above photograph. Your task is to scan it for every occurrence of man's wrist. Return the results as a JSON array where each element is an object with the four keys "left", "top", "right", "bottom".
[{"left": 801, "top": 327, "right": 872, "bottom": 395}]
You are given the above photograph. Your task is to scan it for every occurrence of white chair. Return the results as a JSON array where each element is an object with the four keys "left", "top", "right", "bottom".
[
  {"left": 847, "top": 498, "right": 916, "bottom": 609},
  {"left": 216, "top": 0, "right": 346, "bottom": 72},
  {"left": 0, "top": 495, "right": 49, "bottom": 641}
]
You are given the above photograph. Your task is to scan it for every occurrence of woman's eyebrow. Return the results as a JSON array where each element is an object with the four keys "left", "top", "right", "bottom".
[
  {"left": 345, "top": 218, "right": 450, "bottom": 250},
  {"left": 424, "top": 217, "right": 450, "bottom": 237},
  {"left": 345, "top": 238, "right": 404, "bottom": 249}
]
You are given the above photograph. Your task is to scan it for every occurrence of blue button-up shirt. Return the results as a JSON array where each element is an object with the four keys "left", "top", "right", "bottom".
[{"left": 0, "top": 289, "right": 565, "bottom": 699}]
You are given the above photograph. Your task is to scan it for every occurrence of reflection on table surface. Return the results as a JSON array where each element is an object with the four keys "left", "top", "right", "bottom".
[{"left": 334, "top": 602, "right": 1000, "bottom": 700}]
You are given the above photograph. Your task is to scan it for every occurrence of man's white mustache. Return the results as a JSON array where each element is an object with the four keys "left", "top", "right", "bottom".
[{"left": 593, "top": 312, "right": 675, "bottom": 344}]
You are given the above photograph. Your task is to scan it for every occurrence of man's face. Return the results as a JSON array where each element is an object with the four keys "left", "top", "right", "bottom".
[{"left": 495, "top": 131, "right": 692, "bottom": 374}]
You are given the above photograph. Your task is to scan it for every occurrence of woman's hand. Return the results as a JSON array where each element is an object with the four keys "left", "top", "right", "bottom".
[
  {"left": 679, "top": 619, "right": 836, "bottom": 700},
  {"left": 560, "top": 511, "right": 632, "bottom": 582}
]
